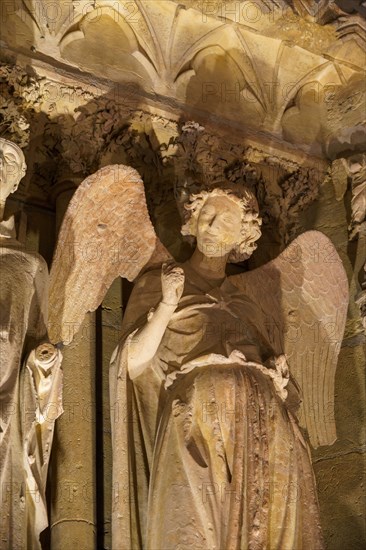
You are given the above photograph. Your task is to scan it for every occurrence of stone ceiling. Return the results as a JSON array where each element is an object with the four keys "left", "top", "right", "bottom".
[{"left": 1, "top": 1, "right": 365, "bottom": 158}]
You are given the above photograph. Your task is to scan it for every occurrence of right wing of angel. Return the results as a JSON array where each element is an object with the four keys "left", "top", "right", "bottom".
[
  {"left": 48, "top": 164, "right": 172, "bottom": 345},
  {"left": 229, "top": 231, "right": 349, "bottom": 448}
]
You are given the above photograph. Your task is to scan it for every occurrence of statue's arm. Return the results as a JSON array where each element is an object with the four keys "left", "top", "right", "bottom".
[
  {"left": 126, "top": 263, "right": 185, "bottom": 379},
  {"left": 19, "top": 255, "right": 63, "bottom": 540},
  {"left": 24, "top": 254, "right": 62, "bottom": 419},
  {"left": 23, "top": 255, "right": 63, "bottom": 429},
  {"left": 128, "top": 301, "right": 177, "bottom": 379}
]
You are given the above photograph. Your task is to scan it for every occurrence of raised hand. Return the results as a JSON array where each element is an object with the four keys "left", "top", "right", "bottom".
[{"left": 161, "top": 262, "right": 185, "bottom": 307}]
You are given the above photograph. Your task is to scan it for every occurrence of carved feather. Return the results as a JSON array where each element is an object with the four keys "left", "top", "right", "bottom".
[
  {"left": 48, "top": 164, "right": 171, "bottom": 345},
  {"left": 229, "top": 230, "right": 349, "bottom": 448}
]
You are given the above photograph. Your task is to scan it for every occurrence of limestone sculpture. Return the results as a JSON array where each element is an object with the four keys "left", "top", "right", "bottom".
[
  {"left": 49, "top": 164, "right": 349, "bottom": 549},
  {"left": 0, "top": 138, "right": 63, "bottom": 550}
]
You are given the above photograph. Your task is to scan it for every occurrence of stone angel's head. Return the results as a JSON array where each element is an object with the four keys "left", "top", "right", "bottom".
[
  {"left": 181, "top": 186, "right": 262, "bottom": 262},
  {"left": 0, "top": 138, "right": 27, "bottom": 204}
]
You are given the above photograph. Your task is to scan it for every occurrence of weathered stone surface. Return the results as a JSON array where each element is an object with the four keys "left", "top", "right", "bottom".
[
  {"left": 108, "top": 186, "right": 342, "bottom": 549},
  {"left": 314, "top": 452, "right": 366, "bottom": 550},
  {"left": 0, "top": 2, "right": 364, "bottom": 547},
  {"left": 0, "top": 138, "right": 62, "bottom": 549}
]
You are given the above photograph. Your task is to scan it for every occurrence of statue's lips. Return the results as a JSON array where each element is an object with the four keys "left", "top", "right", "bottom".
[{"left": 201, "top": 234, "right": 219, "bottom": 244}]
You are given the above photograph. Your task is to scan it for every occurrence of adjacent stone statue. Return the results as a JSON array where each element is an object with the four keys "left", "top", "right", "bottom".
[
  {"left": 0, "top": 138, "right": 63, "bottom": 550},
  {"left": 49, "top": 164, "right": 349, "bottom": 550}
]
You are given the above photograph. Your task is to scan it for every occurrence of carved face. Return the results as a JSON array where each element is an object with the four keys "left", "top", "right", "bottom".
[
  {"left": 0, "top": 139, "right": 26, "bottom": 203},
  {"left": 196, "top": 195, "right": 242, "bottom": 258}
]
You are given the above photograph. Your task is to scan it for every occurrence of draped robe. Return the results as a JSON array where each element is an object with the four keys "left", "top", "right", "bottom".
[
  {"left": 0, "top": 223, "right": 62, "bottom": 549},
  {"left": 110, "top": 264, "right": 324, "bottom": 550}
]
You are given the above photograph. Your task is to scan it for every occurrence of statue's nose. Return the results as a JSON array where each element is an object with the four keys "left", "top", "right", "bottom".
[{"left": 208, "top": 215, "right": 217, "bottom": 228}]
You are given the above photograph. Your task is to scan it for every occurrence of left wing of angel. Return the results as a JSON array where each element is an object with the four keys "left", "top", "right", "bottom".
[
  {"left": 48, "top": 164, "right": 172, "bottom": 345},
  {"left": 229, "top": 230, "right": 349, "bottom": 448}
]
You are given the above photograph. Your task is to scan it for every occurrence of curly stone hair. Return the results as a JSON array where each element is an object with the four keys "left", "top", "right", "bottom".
[{"left": 181, "top": 186, "right": 262, "bottom": 262}]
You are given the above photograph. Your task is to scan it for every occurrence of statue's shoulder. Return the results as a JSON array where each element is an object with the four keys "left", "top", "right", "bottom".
[
  {"left": 0, "top": 241, "right": 48, "bottom": 276},
  {"left": 134, "top": 267, "right": 162, "bottom": 291}
]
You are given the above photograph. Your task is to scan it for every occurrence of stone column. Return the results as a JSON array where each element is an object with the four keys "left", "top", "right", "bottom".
[
  {"left": 50, "top": 181, "right": 97, "bottom": 549},
  {"left": 331, "top": 154, "right": 366, "bottom": 330},
  {"left": 97, "top": 279, "right": 123, "bottom": 549}
]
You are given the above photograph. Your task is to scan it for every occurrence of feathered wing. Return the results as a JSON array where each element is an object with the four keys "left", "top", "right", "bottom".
[
  {"left": 229, "top": 230, "right": 349, "bottom": 448},
  {"left": 48, "top": 164, "right": 172, "bottom": 345}
]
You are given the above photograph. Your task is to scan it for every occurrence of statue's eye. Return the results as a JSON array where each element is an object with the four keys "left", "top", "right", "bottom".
[{"left": 200, "top": 213, "right": 212, "bottom": 221}]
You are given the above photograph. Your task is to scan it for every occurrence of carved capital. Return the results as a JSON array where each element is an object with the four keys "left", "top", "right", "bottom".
[{"left": 171, "top": 121, "right": 324, "bottom": 248}]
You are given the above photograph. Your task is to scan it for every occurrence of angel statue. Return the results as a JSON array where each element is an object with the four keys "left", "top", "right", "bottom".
[
  {"left": 0, "top": 138, "right": 63, "bottom": 550},
  {"left": 49, "top": 164, "right": 349, "bottom": 550}
]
